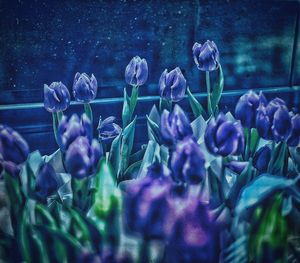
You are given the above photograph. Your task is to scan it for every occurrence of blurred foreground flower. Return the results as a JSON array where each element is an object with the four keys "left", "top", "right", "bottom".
[
  {"left": 159, "top": 67, "right": 186, "bottom": 102},
  {"left": 192, "top": 40, "right": 219, "bottom": 72},
  {"left": 65, "top": 136, "right": 102, "bottom": 179},
  {"left": 171, "top": 137, "right": 206, "bottom": 184},
  {"left": 235, "top": 90, "right": 267, "bottom": 128},
  {"left": 57, "top": 113, "right": 92, "bottom": 151},
  {"left": 125, "top": 56, "right": 148, "bottom": 86},
  {"left": 253, "top": 145, "right": 271, "bottom": 173},
  {"left": 44, "top": 82, "right": 70, "bottom": 113},
  {"left": 160, "top": 104, "right": 193, "bottom": 146},
  {"left": 287, "top": 114, "right": 300, "bottom": 147},
  {"left": 205, "top": 113, "right": 244, "bottom": 156},
  {"left": 97, "top": 116, "right": 122, "bottom": 146},
  {"left": 256, "top": 98, "right": 292, "bottom": 142},
  {"left": 73, "top": 72, "right": 98, "bottom": 102}
]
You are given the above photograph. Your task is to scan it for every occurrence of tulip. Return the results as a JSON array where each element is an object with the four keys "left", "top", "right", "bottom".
[
  {"left": 171, "top": 137, "right": 206, "bottom": 184},
  {"left": 235, "top": 90, "right": 267, "bottom": 128},
  {"left": 0, "top": 159, "right": 20, "bottom": 178},
  {"left": 35, "top": 163, "right": 59, "bottom": 202},
  {"left": 160, "top": 104, "right": 193, "bottom": 146},
  {"left": 44, "top": 82, "right": 70, "bottom": 113},
  {"left": 159, "top": 67, "right": 186, "bottom": 102},
  {"left": 192, "top": 40, "right": 219, "bottom": 71},
  {"left": 226, "top": 161, "right": 248, "bottom": 174},
  {"left": 125, "top": 56, "right": 148, "bottom": 86},
  {"left": 65, "top": 136, "right": 102, "bottom": 179},
  {"left": 253, "top": 145, "right": 271, "bottom": 172},
  {"left": 256, "top": 98, "right": 292, "bottom": 142},
  {"left": 287, "top": 114, "right": 300, "bottom": 147},
  {"left": 57, "top": 113, "right": 92, "bottom": 151},
  {"left": 205, "top": 113, "right": 245, "bottom": 156},
  {"left": 0, "top": 125, "right": 29, "bottom": 166},
  {"left": 97, "top": 116, "right": 122, "bottom": 146},
  {"left": 73, "top": 72, "right": 98, "bottom": 102}
]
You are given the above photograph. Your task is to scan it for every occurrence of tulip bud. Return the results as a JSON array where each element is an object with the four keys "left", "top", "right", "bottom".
[
  {"left": 205, "top": 113, "right": 245, "bottom": 156},
  {"left": 73, "top": 72, "right": 98, "bottom": 102},
  {"left": 65, "top": 136, "right": 102, "bottom": 179},
  {"left": 287, "top": 114, "right": 300, "bottom": 147},
  {"left": 125, "top": 56, "right": 148, "bottom": 86},
  {"left": 44, "top": 82, "right": 70, "bottom": 113},
  {"left": 160, "top": 104, "right": 193, "bottom": 146},
  {"left": 159, "top": 67, "right": 186, "bottom": 102},
  {"left": 253, "top": 145, "right": 271, "bottom": 172},
  {"left": 35, "top": 163, "right": 59, "bottom": 202},
  {"left": 192, "top": 40, "right": 219, "bottom": 71},
  {"left": 97, "top": 116, "right": 122, "bottom": 146},
  {"left": 171, "top": 137, "right": 206, "bottom": 184},
  {"left": 57, "top": 113, "right": 92, "bottom": 152},
  {"left": 235, "top": 90, "right": 267, "bottom": 128},
  {"left": 226, "top": 161, "right": 248, "bottom": 174}
]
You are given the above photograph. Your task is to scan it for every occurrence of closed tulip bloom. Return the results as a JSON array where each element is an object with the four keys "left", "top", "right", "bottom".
[
  {"left": 73, "top": 72, "right": 98, "bottom": 102},
  {"left": 35, "top": 163, "right": 59, "bottom": 202},
  {"left": 159, "top": 67, "right": 186, "bottom": 102},
  {"left": 160, "top": 104, "right": 193, "bottom": 146},
  {"left": 97, "top": 116, "right": 122, "bottom": 145},
  {"left": 287, "top": 114, "right": 300, "bottom": 147},
  {"left": 253, "top": 145, "right": 271, "bottom": 172},
  {"left": 235, "top": 90, "right": 267, "bottom": 128},
  {"left": 226, "top": 161, "right": 248, "bottom": 174},
  {"left": 205, "top": 113, "right": 245, "bottom": 156},
  {"left": 65, "top": 136, "right": 102, "bottom": 179},
  {"left": 171, "top": 137, "right": 206, "bottom": 184},
  {"left": 125, "top": 56, "right": 148, "bottom": 86},
  {"left": 44, "top": 82, "right": 70, "bottom": 113},
  {"left": 192, "top": 40, "right": 219, "bottom": 71},
  {"left": 57, "top": 113, "right": 92, "bottom": 151}
]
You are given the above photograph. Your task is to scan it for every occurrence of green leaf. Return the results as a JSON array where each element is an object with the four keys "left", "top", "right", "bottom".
[
  {"left": 223, "top": 235, "right": 249, "bottom": 263},
  {"left": 129, "top": 85, "right": 139, "bottom": 117},
  {"left": 128, "top": 145, "right": 147, "bottom": 166},
  {"left": 108, "top": 133, "right": 122, "bottom": 177},
  {"left": 191, "top": 114, "right": 207, "bottom": 142},
  {"left": 249, "top": 128, "right": 259, "bottom": 157},
  {"left": 84, "top": 103, "right": 93, "bottom": 125},
  {"left": 187, "top": 87, "right": 206, "bottom": 118},
  {"left": 123, "top": 160, "right": 143, "bottom": 180},
  {"left": 147, "top": 115, "right": 161, "bottom": 144},
  {"left": 211, "top": 65, "right": 224, "bottom": 114},
  {"left": 159, "top": 97, "right": 172, "bottom": 113},
  {"left": 122, "top": 88, "right": 131, "bottom": 127}
]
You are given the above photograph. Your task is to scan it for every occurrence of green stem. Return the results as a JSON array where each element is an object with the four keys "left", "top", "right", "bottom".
[
  {"left": 139, "top": 239, "right": 150, "bottom": 263},
  {"left": 267, "top": 141, "right": 276, "bottom": 174},
  {"left": 244, "top": 128, "right": 251, "bottom": 160},
  {"left": 52, "top": 112, "right": 59, "bottom": 145},
  {"left": 206, "top": 71, "right": 213, "bottom": 116},
  {"left": 84, "top": 103, "right": 93, "bottom": 124},
  {"left": 130, "top": 85, "right": 139, "bottom": 117}
]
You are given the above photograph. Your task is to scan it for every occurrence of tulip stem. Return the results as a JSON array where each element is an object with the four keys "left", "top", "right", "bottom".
[
  {"left": 206, "top": 71, "right": 213, "bottom": 116},
  {"left": 130, "top": 85, "right": 139, "bottom": 117},
  {"left": 84, "top": 103, "right": 93, "bottom": 125},
  {"left": 52, "top": 113, "right": 59, "bottom": 145},
  {"left": 267, "top": 141, "right": 276, "bottom": 174}
]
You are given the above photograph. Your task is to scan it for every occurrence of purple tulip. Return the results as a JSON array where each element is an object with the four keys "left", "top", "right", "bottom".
[
  {"left": 256, "top": 98, "right": 292, "bottom": 142},
  {"left": 97, "top": 116, "right": 122, "bottom": 146},
  {"left": 226, "top": 161, "right": 248, "bottom": 174},
  {"left": 287, "top": 114, "right": 300, "bottom": 147},
  {"left": 125, "top": 56, "right": 148, "bottom": 86},
  {"left": 192, "top": 40, "right": 219, "bottom": 71},
  {"left": 57, "top": 113, "right": 92, "bottom": 152},
  {"left": 35, "top": 163, "right": 59, "bottom": 202},
  {"left": 159, "top": 67, "right": 186, "bottom": 102},
  {"left": 73, "top": 72, "right": 98, "bottom": 102},
  {"left": 44, "top": 82, "right": 70, "bottom": 113},
  {"left": 205, "top": 113, "right": 245, "bottom": 156},
  {"left": 235, "top": 90, "right": 267, "bottom": 128},
  {"left": 160, "top": 104, "right": 193, "bottom": 146},
  {"left": 253, "top": 145, "right": 271, "bottom": 172},
  {"left": 65, "top": 136, "right": 102, "bottom": 179},
  {"left": 171, "top": 137, "right": 206, "bottom": 184},
  {"left": 0, "top": 160, "right": 20, "bottom": 178}
]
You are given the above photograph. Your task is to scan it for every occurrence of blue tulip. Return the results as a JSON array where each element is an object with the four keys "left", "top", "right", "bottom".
[
  {"left": 97, "top": 116, "right": 122, "bottom": 146},
  {"left": 205, "top": 113, "right": 245, "bottom": 156},
  {"left": 171, "top": 137, "right": 206, "bottom": 184},
  {"left": 235, "top": 90, "right": 267, "bottom": 128},
  {"left": 44, "top": 82, "right": 70, "bottom": 113},
  {"left": 253, "top": 145, "right": 271, "bottom": 172},
  {"left": 65, "top": 136, "right": 102, "bottom": 179},
  {"left": 192, "top": 40, "right": 219, "bottom": 71},
  {"left": 35, "top": 163, "right": 59, "bottom": 202},
  {"left": 159, "top": 67, "right": 186, "bottom": 102},
  {"left": 287, "top": 114, "right": 300, "bottom": 147},
  {"left": 73, "top": 72, "right": 98, "bottom": 102},
  {"left": 57, "top": 113, "right": 92, "bottom": 152},
  {"left": 125, "top": 56, "right": 148, "bottom": 86},
  {"left": 226, "top": 161, "right": 248, "bottom": 174},
  {"left": 160, "top": 104, "right": 193, "bottom": 146}
]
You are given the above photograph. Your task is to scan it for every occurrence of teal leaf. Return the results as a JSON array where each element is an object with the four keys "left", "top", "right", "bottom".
[
  {"left": 122, "top": 88, "right": 131, "bottom": 127},
  {"left": 211, "top": 64, "right": 224, "bottom": 114},
  {"left": 147, "top": 115, "right": 161, "bottom": 144},
  {"left": 187, "top": 87, "right": 206, "bottom": 118},
  {"left": 108, "top": 133, "right": 122, "bottom": 177}
]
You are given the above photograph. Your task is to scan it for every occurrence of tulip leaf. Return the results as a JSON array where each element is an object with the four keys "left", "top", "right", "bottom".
[
  {"left": 147, "top": 115, "right": 161, "bottom": 144},
  {"left": 207, "top": 166, "right": 225, "bottom": 208},
  {"left": 159, "top": 97, "right": 172, "bottom": 113},
  {"left": 123, "top": 160, "right": 143, "bottom": 180},
  {"left": 128, "top": 145, "right": 147, "bottom": 166},
  {"left": 211, "top": 64, "right": 224, "bottom": 114},
  {"left": 122, "top": 88, "right": 131, "bottom": 127},
  {"left": 108, "top": 133, "right": 122, "bottom": 177},
  {"left": 223, "top": 235, "right": 249, "bottom": 263},
  {"left": 191, "top": 114, "right": 207, "bottom": 141},
  {"left": 148, "top": 104, "right": 160, "bottom": 124},
  {"left": 187, "top": 87, "right": 206, "bottom": 118}
]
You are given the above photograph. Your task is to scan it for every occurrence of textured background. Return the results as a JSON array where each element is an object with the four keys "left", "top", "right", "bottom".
[{"left": 0, "top": 0, "right": 299, "bottom": 154}]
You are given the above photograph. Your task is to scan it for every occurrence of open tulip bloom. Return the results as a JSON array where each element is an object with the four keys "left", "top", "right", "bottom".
[{"left": 1, "top": 40, "right": 300, "bottom": 263}]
